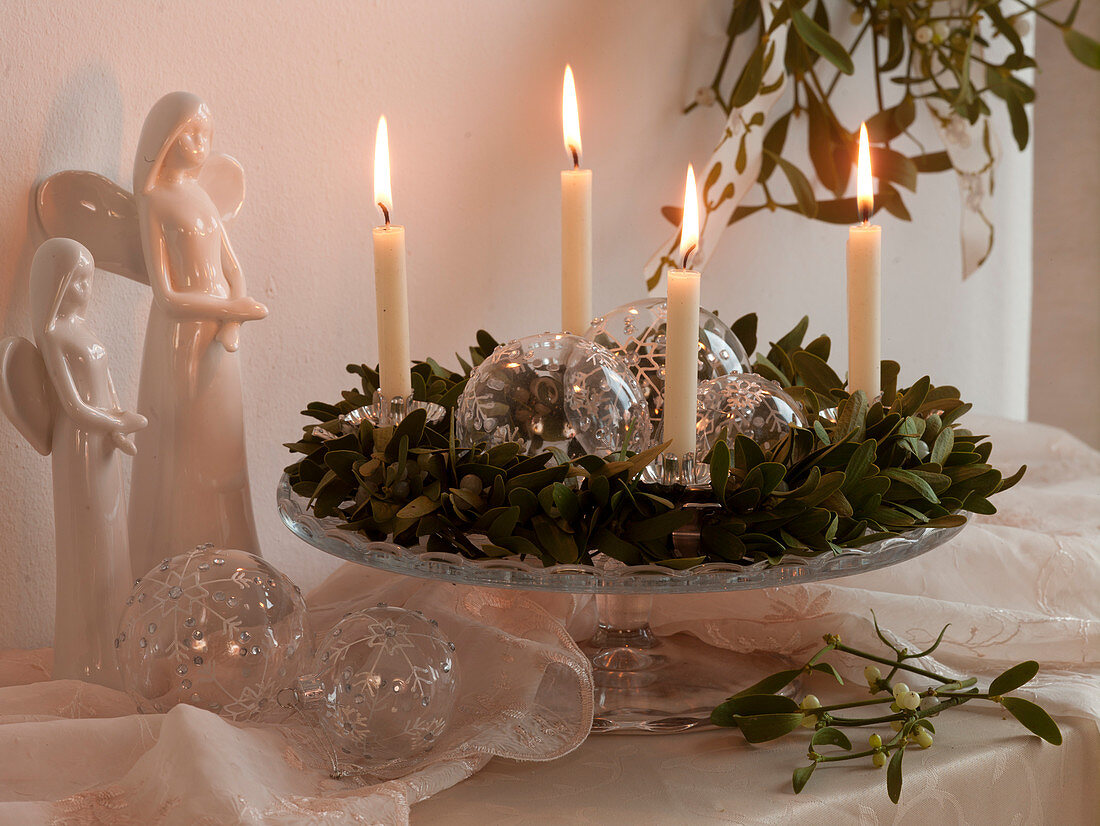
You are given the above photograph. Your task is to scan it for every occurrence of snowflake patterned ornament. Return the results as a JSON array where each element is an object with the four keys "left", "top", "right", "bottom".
[
  {"left": 585, "top": 297, "right": 750, "bottom": 438},
  {"left": 696, "top": 374, "right": 807, "bottom": 454},
  {"left": 455, "top": 332, "right": 651, "bottom": 460},
  {"left": 115, "top": 545, "right": 312, "bottom": 721},
  {"left": 295, "top": 606, "right": 458, "bottom": 768}
]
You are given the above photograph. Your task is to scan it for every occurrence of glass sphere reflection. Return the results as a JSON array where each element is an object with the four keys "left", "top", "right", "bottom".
[
  {"left": 455, "top": 332, "right": 651, "bottom": 459},
  {"left": 115, "top": 545, "right": 312, "bottom": 721},
  {"left": 697, "top": 374, "right": 808, "bottom": 454},
  {"left": 314, "top": 606, "right": 458, "bottom": 763},
  {"left": 585, "top": 297, "right": 750, "bottom": 437}
]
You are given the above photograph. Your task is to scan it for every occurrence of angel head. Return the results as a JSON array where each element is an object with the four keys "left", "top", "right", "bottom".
[
  {"left": 37, "top": 91, "right": 245, "bottom": 288},
  {"left": 133, "top": 91, "right": 214, "bottom": 194},
  {"left": 30, "top": 237, "right": 96, "bottom": 341}
]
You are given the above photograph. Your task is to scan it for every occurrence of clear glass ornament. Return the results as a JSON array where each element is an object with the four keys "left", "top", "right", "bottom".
[
  {"left": 696, "top": 374, "right": 808, "bottom": 454},
  {"left": 309, "top": 606, "right": 458, "bottom": 765},
  {"left": 115, "top": 545, "right": 312, "bottom": 721},
  {"left": 454, "top": 332, "right": 651, "bottom": 459},
  {"left": 585, "top": 297, "right": 750, "bottom": 437}
]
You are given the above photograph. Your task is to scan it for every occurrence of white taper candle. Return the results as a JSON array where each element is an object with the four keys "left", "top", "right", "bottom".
[
  {"left": 561, "top": 65, "right": 592, "bottom": 334},
  {"left": 847, "top": 123, "right": 881, "bottom": 399},
  {"left": 373, "top": 115, "right": 413, "bottom": 399},
  {"left": 663, "top": 164, "right": 701, "bottom": 456}
]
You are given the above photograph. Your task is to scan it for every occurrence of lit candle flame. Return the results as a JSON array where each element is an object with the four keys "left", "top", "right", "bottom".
[
  {"left": 562, "top": 65, "right": 582, "bottom": 168},
  {"left": 857, "top": 122, "right": 873, "bottom": 224},
  {"left": 374, "top": 115, "right": 392, "bottom": 224},
  {"left": 679, "top": 164, "right": 699, "bottom": 269}
]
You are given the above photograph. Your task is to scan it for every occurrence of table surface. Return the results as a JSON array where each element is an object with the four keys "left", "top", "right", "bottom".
[{"left": 412, "top": 708, "right": 1099, "bottom": 825}]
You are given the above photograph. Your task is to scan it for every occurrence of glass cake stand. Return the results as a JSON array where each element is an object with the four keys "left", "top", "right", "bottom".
[{"left": 278, "top": 474, "right": 963, "bottom": 733}]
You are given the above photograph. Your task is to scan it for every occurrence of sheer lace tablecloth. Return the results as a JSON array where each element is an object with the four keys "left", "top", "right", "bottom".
[
  {"left": 0, "top": 579, "right": 594, "bottom": 824},
  {"left": 0, "top": 416, "right": 1096, "bottom": 825}
]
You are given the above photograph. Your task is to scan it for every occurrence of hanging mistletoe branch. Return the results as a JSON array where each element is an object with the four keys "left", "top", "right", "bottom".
[{"left": 646, "top": 0, "right": 1100, "bottom": 290}]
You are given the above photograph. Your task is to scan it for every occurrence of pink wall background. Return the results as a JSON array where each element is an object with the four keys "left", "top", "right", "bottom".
[{"left": 0, "top": 1, "right": 1062, "bottom": 647}]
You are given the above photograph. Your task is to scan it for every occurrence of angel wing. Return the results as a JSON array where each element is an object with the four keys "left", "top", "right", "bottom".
[
  {"left": 199, "top": 153, "right": 245, "bottom": 222},
  {"left": 0, "top": 337, "right": 56, "bottom": 456},
  {"left": 36, "top": 153, "right": 245, "bottom": 285},
  {"left": 37, "top": 171, "right": 146, "bottom": 284}
]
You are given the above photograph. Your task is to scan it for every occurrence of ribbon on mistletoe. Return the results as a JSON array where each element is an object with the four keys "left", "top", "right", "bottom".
[{"left": 645, "top": 0, "right": 1099, "bottom": 291}]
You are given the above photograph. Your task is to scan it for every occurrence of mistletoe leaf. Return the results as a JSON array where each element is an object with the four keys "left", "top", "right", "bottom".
[
  {"left": 769, "top": 152, "right": 818, "bottom": 218},
  {"left": 791, "top": 7, "right": 854, "bottom": 75},
  {"left": 759, "top": 112, "right": 792, "bottom": 182},
  {"left": 806, "top": 87, "right": 840, "bottom": 194},
  {"left": 792, "top": 351, "right": 843, "bottom": 395},
  {"left": 712, "top": 692, "right": 799, "bottom": 724},
  {"left": 1001, "top": 697, "right": 1062, "bottom": 745},
  {"left": 883, "top": 468, "right": 940, "bottom": 503},
  {"left": 1006, "top": 88, "right": 1029, "bottom": 150},
  {"left": 986, "top": 6, "right": 1025, "bottom": 56},
  {"left": 774, "top": 316, "right": 810, "bottom": 354},
  {"left": 732, "top": 711, "right": 805, "bottom": 743},
  {"left": 728, "top": 0, "right": 761, "bottom": 37},
  {"left": 809, "top": 662, "right": 844, "bottom": 684},
  {"left": 870, "top": 147, "right": 918, "bottom": 192},
  {"left": 887, "top": 745, "right": 905, "bottom": 803},
  {"left": 710, "top": 439, "right": 731, "bottom": 501},
  {"left": 866, "top": 95, "right": 916, "bottom": 143},
  {"left": 1064, "top": 28, "right": 1100, "bottom": 70},
  {"left": 989, "top": 661, "right": 1040, "bottom": 696},
  {"left": 732, "top": 41, "right": 767, "bottom": 107},
  {"left": 731, "top": 313, "right": 758, "bottom": 355},
  {"left": 730, "top": 669, "right": 803, "bottom": 699},
  {"left": 810, "top": 726, "right": 851, "bottom": 750},
  {"left": 913, "top": 151, "right": 952, "bottom": 173},
  {"left": 792, "top": 762, "right": 816, "bottom": 794},
  {"left": 883, "top": 15, "right": 905, "bottom": 72}
]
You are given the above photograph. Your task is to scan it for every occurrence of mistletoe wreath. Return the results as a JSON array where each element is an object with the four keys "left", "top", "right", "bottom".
[{"left": 285, "top": 314, "right": 1022, "bottom": 569}]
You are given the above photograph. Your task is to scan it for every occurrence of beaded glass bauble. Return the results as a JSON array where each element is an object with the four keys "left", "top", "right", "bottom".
[
  {"left": 313, "top": 606, "right": 458, "bottom": 764},
  {"left": 115, "top": 545, "right": 312, "bottom": 721},
  {"left": 585, "top": 298, "right": 750, "bottom": 436},
  {"left": 455, "top": 332, "right": 651, "bottom": 459},
  {"left": 696, "top": 374, "right": 808, "bottom": 453}
]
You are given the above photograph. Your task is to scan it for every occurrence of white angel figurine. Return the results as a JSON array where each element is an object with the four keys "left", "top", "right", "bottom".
[
  {"left": 0, "top": 238, "right": 147, "bottom": 688},
  {"left": 38, "top": 92, "right": 268, "bottom": 577}
]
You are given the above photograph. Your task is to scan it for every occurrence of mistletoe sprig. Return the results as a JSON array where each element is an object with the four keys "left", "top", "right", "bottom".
[
  {"left": 284, "top": 313, "right": 1023, "bottom": 568},
  {"left": 705, "top": 0, "right": 1096, "bottom": 213},
  {"left": 649, "top": 0, "right": 1100, "bottom": 288},
  {"left": 710, "top": 614, "right": 1061, "bottom": 803}
]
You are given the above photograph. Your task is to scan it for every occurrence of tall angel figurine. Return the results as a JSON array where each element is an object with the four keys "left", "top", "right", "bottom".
[
  {"left": 0, "top": 239, "right": 147, "bottom": 687},
  {"left": 38, "top": 92, "right": 268, "bottom": 577}
]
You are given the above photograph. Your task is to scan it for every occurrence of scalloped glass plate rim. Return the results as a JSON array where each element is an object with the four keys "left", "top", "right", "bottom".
[{"left": 277, "top": 474, "right": 964, "bottom": 594}]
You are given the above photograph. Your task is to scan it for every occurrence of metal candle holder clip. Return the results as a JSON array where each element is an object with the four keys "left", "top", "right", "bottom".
[
  {"left": 344, "top": 390, "right": 446, "bottom": 428},
  {"left": 640, "top": 450, "right": 711, "bottom": 488}
]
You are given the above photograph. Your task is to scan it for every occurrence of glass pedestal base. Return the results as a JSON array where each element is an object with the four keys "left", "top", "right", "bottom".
[
  {"left": 277, "top": 473, "right": 962, "bottom": 736},
  {"left": 580, "top": 593, "right": 797, "bottom": 733}
]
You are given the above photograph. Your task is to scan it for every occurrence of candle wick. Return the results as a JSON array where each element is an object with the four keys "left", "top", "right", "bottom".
[
  {"left": 681, "top": 242, "right": 697, "bottom": 271},
  {"left": 570, "top": 146, "right": 580, "bottom": 170},
  {"left": 379, "top": 203, "right": 391, "bottom": 226},
  {"left": 859, "top": 204, "right": 871, "bottom": 225}
]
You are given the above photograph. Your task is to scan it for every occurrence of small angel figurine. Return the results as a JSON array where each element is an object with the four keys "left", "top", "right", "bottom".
[
  {"left": 0, "top": 238, "right": 147, "bottom": 688},
  {"left": 38, "top": 92, "right": 268, "bottom": 577}
]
